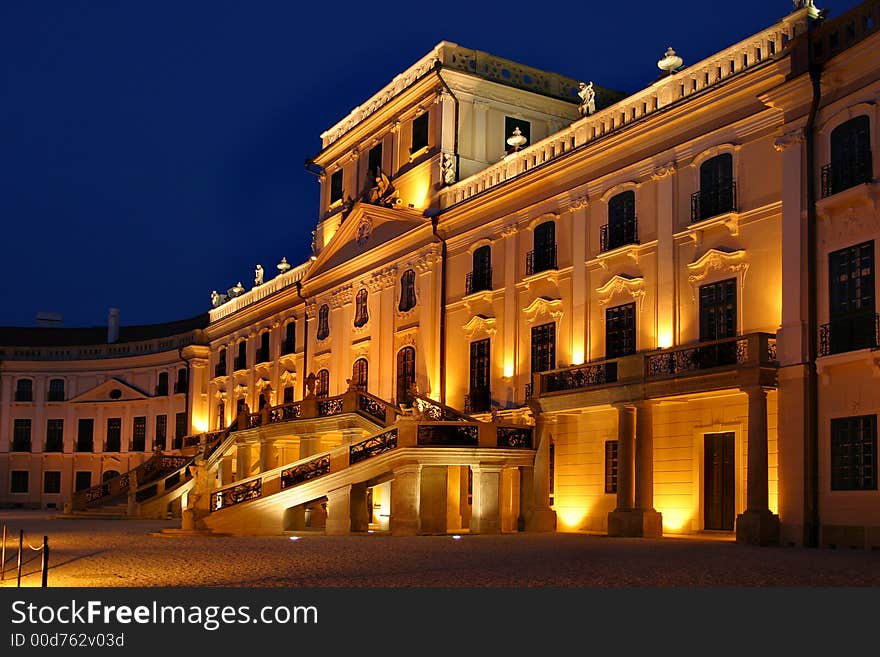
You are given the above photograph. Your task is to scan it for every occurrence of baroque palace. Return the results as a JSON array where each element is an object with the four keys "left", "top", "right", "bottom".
[{"left": 1, "top": 0, "right": 878, "bottom": 548}]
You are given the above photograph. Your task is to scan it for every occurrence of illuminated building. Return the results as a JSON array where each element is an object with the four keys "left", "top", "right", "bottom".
[{"left": 2, "top": 0, "right": 878, "bottom": 548}]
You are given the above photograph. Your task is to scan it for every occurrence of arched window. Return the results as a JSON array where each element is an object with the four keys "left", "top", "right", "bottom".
[
  {"left": 47, "top": 378, "right": 65, "bottom": 402},
  {"left": 175, "top": 368, "right": 187, "bottom": 394},
  {"left": 692, "top": 154, "right": 735, "bottom": 222},
  {"left": 156, "top": 372, "right": 169, "bottom": 396},
  {"left": 604, "top": 191, "right": 638, "bottom": 250},
  {"left": 317, "top": 304, "right": 330, "bottom": 340},
  {"left": 316, "top": 369, "right": 330, "bottom": 399},
  {"left": 283, "top": 321, "right": 296, "bottom": 355},
  {"left": 235, "top": 341, "right": 247, "bottom": 370},
  {"left": 352, "top": 358, "right": 368, "bottom": 390},
  {"left": 824, "top": 115, "right": 872, "bottom": 197},
  {"left": 216, "top": 349, "right": 227, "bottom": 378},
  {"left": 528, "top": 221, "right": 556, "bottom": 275},
  {"left": 467, "top": 245, "right": 492, "bottom": 294},
  {"left": 398, "top": 270, "right": 417, "bottom": 312},
  {"left": 257, "top": 332, "right": 271, "bottom": 363},
  {"left": 396, "top": 347, "right": 416, "bottom": 405},
  {"left": 14, "top": 378, "right": 33, "bottom": 402},
  {"left": 102, "top": 470, "right": 120, "bottom": 483},
  {"left": 354, "top": 289, "right": 369, "bottom": 327}
]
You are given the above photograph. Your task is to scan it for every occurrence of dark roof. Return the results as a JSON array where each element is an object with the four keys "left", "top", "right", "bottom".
[{"left": 0, "top": 313, "right": 209, "bottom": 347}]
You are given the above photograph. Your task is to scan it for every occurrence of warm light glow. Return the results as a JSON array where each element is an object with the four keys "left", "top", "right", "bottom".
[
  {"left": 659, "top": 508, "right": 692, "bottom": 533},
  {"left": 503, "top": 360, "right": 515, "bottom": 379},
  {"left": 409, "top": 174, "right": 430, "bottom": 210},
  {"left": 192, "top": 415, "right": 209, "bottom": 434},
  {"left": 571, "top": 348, "right": 585, "bottom": 366},
  {"left": 657, "top": 330, "right": 673, "bottom": 350},
  {"left": 555, "top": 507, "right": 588, "bottom": 531}
]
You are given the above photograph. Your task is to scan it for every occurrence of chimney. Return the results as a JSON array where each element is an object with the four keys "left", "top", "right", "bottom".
[
  {"left": 35, "top": 312, "right": 63, "bottom": 328},
  {"left": 108, "top": 307, "right": 120, "bottom": 343}
]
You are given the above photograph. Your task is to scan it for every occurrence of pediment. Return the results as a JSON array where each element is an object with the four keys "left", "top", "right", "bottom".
[
  {"left": 69, "top": 378, "right": 150, "bottom": 403},
  {"left": 522, "top": 296, "right": 563, "bottom": 324},
  {"left": 596, "top": 274, "right": 645, "bottom": 305},
  {"left": 306, "top": 203, "right": 427, "bottom": 279},
  {"left": 686, "top": 248, "right": 747, "bottom": 284},
  {"left": 462, "top": 314, "right": 497, "bottom": 339}
]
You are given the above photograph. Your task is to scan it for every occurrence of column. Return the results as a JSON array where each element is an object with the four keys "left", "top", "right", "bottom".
[
  {"left": 219, "top": 455, "right": 233, "bottom": 487},
  {"left": 653, "top": 164, "right": 675, "bottom": 348},
  {"left": 325, "top": 484, "right": 352, "bottom": 535},
  {"left": 570, "top": 203, "right": 588, "bottom": 364},
  {"left": 259, "top": 438, "right": 278, "bottom": 473},
  {"left": 235, "top": 444, "right": 250, "bottom": 480},
  {"left": 469, "top": 464, "right": 502, "bottom": 534},
  {"left": 608, "top": 403, "right": 657, "bottom": 537},
  {"left": 419, "top": 465, "right": 448, "bottom": 534},
  {"left": 473, "top": 101, "right": 489, "bottom": 164},
  {"left": 390, "top": 464, "right": 421, "bottom": 536},
  {"left": 634, "top": 402, "right": 663, "bottom": 537},
  {"left": 501, "top": 225, "right": 518, "bottom": 406},
  {"left": 446, "top": 465, "right": 463, "bottom": 531},
  {"left": 736, "top": 386, "right": 780, "bottom": 546},
  {"left": 525, "top": 411, "right": 557, "bottom": 531}
]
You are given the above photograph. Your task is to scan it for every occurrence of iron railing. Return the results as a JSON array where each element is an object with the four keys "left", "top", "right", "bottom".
[
  {"left": 821, "top": 152, "right": 872, "bottom": 198},
  {"left": 349, "top": 428, "right": 398, "bottom": 465},
  {"left": 600, "top": 218, "right": 638, "bottom": 252},
  {"left": 465, "top": 268, "right": 493, "bottom": 295},
  {"left": 280, "top": 455, "right": 331, "bottom": 490},
  {"left": 463, "top": 388, "right": 491, "bottom": 414},
  {"left": 690, "top": 181, "right": 737, "bottom": 223},
  {"left": 417, "top": 425, "right": 479, "bottom": 446},
  {"left": 496, "top": 427, "right": 533, "bottom": 448},
  {"left": 541, "top": 361, "right": 618, "bottom": 394},
  {"left": 526, "top": 243, "right": 557, "bottom": 276},
  {"left": 819, "top": 312, "right": 879, "bottom": 356},
  {"left": 210, "top": 478, "right": 262, "bottom": 511},
  {"left": 645, "top": 333, "right": 776, "bottom": 379}
]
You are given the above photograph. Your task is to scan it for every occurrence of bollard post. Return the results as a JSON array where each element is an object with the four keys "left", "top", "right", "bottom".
[
  {"left": 16, "top": 529, "right": 23, "bottom": 587},
  {"left": 0, "top": 524, "right": 6, "bottom": 580},
  {"left": 41, "top": 536, "right": 49, "bottom": 588}
]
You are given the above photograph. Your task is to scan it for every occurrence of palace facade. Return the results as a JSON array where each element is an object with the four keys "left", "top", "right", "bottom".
[{"left": 2, "top": 0, "right": 878, "bottom": 548}]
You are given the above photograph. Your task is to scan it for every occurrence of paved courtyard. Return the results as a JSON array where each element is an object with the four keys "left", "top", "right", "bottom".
[{"left": 1, "top": 511, "right": 878, "bottom": 587}]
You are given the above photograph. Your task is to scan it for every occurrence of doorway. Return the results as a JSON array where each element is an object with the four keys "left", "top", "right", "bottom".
[{"left": 704, "top": 432, "right": 735, "bottom": 530}]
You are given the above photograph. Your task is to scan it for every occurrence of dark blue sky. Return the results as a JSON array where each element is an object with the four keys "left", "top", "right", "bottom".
[{"left": 0, "top": 1, "right": 853, "bottom": 328}]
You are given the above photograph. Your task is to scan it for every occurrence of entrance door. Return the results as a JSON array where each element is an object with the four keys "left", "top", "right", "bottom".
[{"left": 704, "top": 432, "right": 735, "bottom": 530}]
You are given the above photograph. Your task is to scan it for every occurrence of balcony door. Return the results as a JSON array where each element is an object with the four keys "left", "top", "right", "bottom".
[
  {"left": 828, "top": 241, "right": 875, "bottom": 354},
  {"left": 699, "top": 278, "right": 737, "bottom": 367}
]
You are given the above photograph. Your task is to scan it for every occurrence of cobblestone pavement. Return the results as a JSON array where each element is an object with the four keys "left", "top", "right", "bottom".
[{"left": 1, "top": 511, "right": 878, "bottom": 587}]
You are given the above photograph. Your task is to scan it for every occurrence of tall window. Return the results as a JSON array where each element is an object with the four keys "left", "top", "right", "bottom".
[
  {"left": 368, "top": 143, "right": 383, "bottom": 176},
  {"left": 317, "top": 304, "right": 330, "bottom": 340},
  {"left": 396, "top": 347, "right": 416, "bottom": 405},
  {"left": 10, "top": 471, "right": 29, "bottom": 494},
  {"left": 46, "top": 419, "right": 64, "bottom": 452},
  {"left": 605, "top": 440, "right": 619, "bottom": 494},
  {"left": 106, "top": 417, "right": 122, "bottom": 452},
  {"left": 76, "top": 419, "right": 94, "bottom": 452},
  {"left": 330, "top": 169, "right": 344, "bottom": 205},
  {"left": 467, "top": 245, "right": 492, "bottom": 294},
  {"left": 354, "top": 289, "right": 369, "bottom": 327},
  {"left": 605, "top": 302, "right": 636, "bottom": 358},
  {"left": 132, "top": 416, "right": 146, "bottom": 451},
  {"left": 14, "top": 379, "right": 32, "bottom": 402},
  {"left": 283, "top": 387, "right": 294, "bottom": 404},
  {"left": 175, "top": 412, "right": 187, "bottom": 441},
  {"left": 504, "top": 116, "right": 531, "bottom": 154},
  {"left": 825, "top": 241, "right": 875, "bottom": 355},
  {"left": 531, "top": 323, "right": 556, "bottom": 374},
  {"left": 604, "top": 190, "right": 638, "bottom": 251},
  {"left": 352, "top": 358, "right": 368, "bottom": 391},
  {"left": 216, "top": 349, "right": 227, "bottom": 378},
  {"left": 699, "top": 278, "right": 737, "bottom": 366},
  {"left": 528, "top": 221, "right": 556, "bottom": 275},
  {"left": 43, "top": 471, "right": 61, "bottom": 495},
  {"left": 283, "top": 322, "right": 296, "bottom": 355},
  {"left": 74, "top": 471, "right": 91, "bottom": 492},
  {"left": 824, "top": 115, "right": 872, "bottom": 197},
  {"left": 692, "top": 153, "right": 735, "bottom": 222},
  {"left": 831, "top": 415, "right": 877, "bottom": 491},
  {"left": 12, "top": 419, "right": 31, "bottom": 452},
  {"left": 48, "top": 378, "right": 65, "bottom": 402},
  {"left": 175, "top": 367, "right": 188, "bottom": 394},
  {"left": 468, "top": 339, "right": 491, "bottom": 413},
  {"left": 235, "top": 341, "right": 247, "bottom": 371},
  {"left": 257, "top": 332, "right": 271, "bottom": 363},
  {"left": 155, "top": 414, "right": 167, "bottom": 451},
  {"left": 156, "top": 372, "right": 169, "bottom": 396},
  {"left": 217, "top": 402, "right": 225, "bottom": 429},
  {"left": 411, "top": 113, "right": 429, "bottom": 153},
  {"left": 399, "top": 270, "right": 417, "bottom": 312},
  {"left": 316, "top": 369, "right": 330, "bottom": 399}
]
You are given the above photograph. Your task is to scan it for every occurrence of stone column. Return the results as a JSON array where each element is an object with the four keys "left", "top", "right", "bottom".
[
  {"left": 736, "top": 386, "right": 780, "bottom": 545},
  {"left": 419, "top": 465, "right": 448, "bottom": 534},
  {"left": 350, "top": 481, "right": 369, "bottom": 533},
  {"left": 525, "top": 410, "right": 557, "bottom": 531},
  {"left": 609, "top": 404, "right": 644, "bottom": 536},
  {"left": 235, "top": 444, "right": 250, "bottom": 480},
  {"left": 446, "top": 465, "right": 463, "bottom": 531},
  {"left": 219, "top": 455, "right": 233, "bottom": 487},
  {"left": 632, "top": 402, "right": 663, "bottom": 537},
  {"left": 390, "top": 464, "right": 420, "bottom": 536},
  {"left": 325, "top": 484, "right": 352, "bottom": 535},
  {"left": 469, "top": 464, "right": 502, "bottom": 534},
  {"left": 259, "top": 438, "right": 278, "bottom": 473}
]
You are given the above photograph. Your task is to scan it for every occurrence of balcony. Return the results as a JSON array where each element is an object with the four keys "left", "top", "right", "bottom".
[
  {"left": 819, "top": 312, "right": 879, "bottom": 357},
  {"left": 540, "top": 360, "right": 619, "bottom": 394},
  {"left": 600, "top": 219, "right": 639, "bottom": 253},
  {"left": 281, "top": 339, "right": 296, "bottom": 356},
  {"left": 464, "top": 388, "right": 491, "bottom": 414},
  {"left": 465, "top": 268, "right": 493, "bottom": 295},
  {"left": 526, "top": 243, "right": 557, "bottom": 276},
  {"left": 821, "top": 152, "right": 872, "bottom": 198},
  {"left": 690, "top": 181, "right": 737, "bottom": 223},
  {"left": 233, "top": 357, "right": 247, "bottom": 372},
  {"left": 174, "top": 380, "right": 187, "bottom": 394}
]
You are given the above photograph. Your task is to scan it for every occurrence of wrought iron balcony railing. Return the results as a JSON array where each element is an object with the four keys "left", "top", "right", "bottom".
[
  {"left": 819, "top": 311, "right": 879, "bottom": 356},
  {"left": 465, "top": 268, "right": 493, "bottom": 295},
  {"left": 541, "top": 360, "right": 619, "bottom": 394},
  {"left": 690, "top": 181, "right": 737, "bottom": 223},
  {"left": 645, "top": 332, "right": 777, "bottom": 379},
  {"left": 821, "top": 151, "right": 873, "bottom": 198},
  {"left": 600, "top": 219, "right": 639, "bottom": 252},
  {"left": 526, "top": 243, "right": 557, "bottom": 276}
]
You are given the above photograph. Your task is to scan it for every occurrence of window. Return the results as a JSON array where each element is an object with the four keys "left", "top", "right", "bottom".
[
  {"left": 692, "top": 153, "right": 735, "bottom": 222},
  {"left": 354, "top": 289, "right": 369, "bottom": 328},
  {"left": 175, "top": 367, "right": 188, "bottom": 393},
  {"left": 605, "top": 440, "right": 619, "bottom": 494},
  {"left": 76, "top": 419, "right": 94, "bottom": 452},
  {"left": 236, "top": 398, "right": 248, "bottom": 416},
  {"left": 316, "top": 369, "right": 330, "bottom": 399},
  {"left": 155, "top": 414, "right": 167, "bottom": 451},
  {"left": 352, "top": 358, "right": 368, "bottom": 391},
  {"left": 14, "top": 379, "right": 32, "bottom": 402},
  {"left": 467, "top": 245, "right": 492, "bottom": 294},
  {"left": 43, "top": 471, "right": 61, "bottom": 495},
  {"left": 604, "top": 191, "right": 638, "bottom": 251},
  {"left": 317, "top": 304, "right": 330, "bottom": 340},
  {"left": 258, "top": 393, "right": 269, "bottom": 411},
  {"left": 824, "top": 241, "right": 876, "bottom": 355},
  {"left": 156, "top": 372, "right": 169, "bottom": 396},
  {"left": 504, "top": 116, "right": 531, "bottom": 154},
  {"left": 217, "top": 402, "right": 225, "bottom": 429},
  {"left": 698, "top": 279, "right": 737, "bottom": 367},
  {"left": 283, "top": 322, "right": 296, "bottom": 355},
  {"left": 10, "top": 471, "right": 29, "bottom": 494},
  {"left": 132, "top": 416, "right": 146, "bottom": 451},
  {"left": 330, "top": 169, "right": 344, "bottom": 205},
  {"left": 398, "top": 269, "right": 417, "bottom": 312},
  {"left": 411, "top": 113, "right": 429, "bottom": 153},
  {"left": 215, "top": 349, "right": 227, "bottom": 378},
  {"left": 823, "top": 115, "right": 872, "bottom": 197},
  {"left": 74, "top": 471, "right": 91, "bottom": 492},
  {"left": 468, "top": 339, "right": 491, "bottom": 413},
  {"left": 528, "top": 221, "right": 556, "bottom": 275},
  {"left": 106, "top": 417, "right": 122, "bottom": 452},
  {"left": 396, "top": 347, "right": 416, "bottom": 405},
  {"left": 605, "top": 303, "right": 636, "bottom": 358},
  {"left": 235, "top": 341, "right": 247, "bottom": 371},
  {"left": 368, "top": 143, "right": 383, "bottom": 176},
  {"left": 46, "top": 419, "right": 64, "bottom": 452},
  {"left": 831, "top": 415, "right": 877, "bottom": 491},
  {"left": 257, "top": 332, "right": 271, "bottom": 363},
  {"left": 175, "top": 412, "right": 187, "bottom": 440},
  {"left": 10, "top": 419, "right": 32, "bottom": 452},
  {"left": 531, "top": 322, "right": 556, "bottom": 374},
  {"left": 283, "top": 386, "right": 294, "bottom": 404},
  {"left": 48, "top": 378, "right": 65, "bottom": 402}
]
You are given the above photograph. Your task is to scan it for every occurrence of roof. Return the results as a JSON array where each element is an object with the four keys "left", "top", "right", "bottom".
[{"left": 0, "top": 313, "right": 209, "bottom": 347}]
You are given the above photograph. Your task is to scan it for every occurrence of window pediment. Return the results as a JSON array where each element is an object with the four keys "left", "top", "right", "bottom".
[
  {"left": 686, "top": 248, "right": 747, "bottom": 285},
  {"left": 522, "top": 296, "right": 563, "bottom": 324},
  {"left": 596, "top": 274, "right": 645, "bottom": 307},
  {"left": 462, "top": 314, "right": 497, "bottom": 340}
]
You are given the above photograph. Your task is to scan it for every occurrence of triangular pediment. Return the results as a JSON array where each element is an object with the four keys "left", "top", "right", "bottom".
[
  {"left": 306, "top": 202, "right": 427, "bottom": 279},
  {"left": 69, "top": 378, "right": 150, "bottom": 403}
]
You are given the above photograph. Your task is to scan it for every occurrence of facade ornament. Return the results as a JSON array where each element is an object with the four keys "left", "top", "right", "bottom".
[
  {"left": 462, "top": 314, "right": 497, "bottom": 340},
  {"left": 228, "top": 282, "right": 245, "bottom": 298},
  {"left": 506, "top": 126, "right": 528, "bottom": 152},
  {"left": 773, "top": 129, "right": 805, "bottom": 152},
  {"left": 367, "top": 169, "right": 398, "bottom": 207},
  {"left": 522, "top": 296, "right": 564, "bottom": 324},
  {"left": 440, "top": 152, "right": 456, "bottom": 185},
  {"left": 577, "top": 81, "right": 596, "bottom": 116},
  {"left": 686, "top": 248, "right": 749, "bottom": 286},
  {"left": 356, "top": 217, "right": 373, "bottom": 246},
  {"left": 277, "top": 257, "right": 291, "bottom": 274},
  {"left": 254, "top": 264, "right": 264, "bottom": 287},
  {"left": 596, "top": 274, "right": 646, "bottom": 307},
  {"left": 651, "top": 162, "right": 677, "bottom": 180},
  {"left": 657, "top": 47, "right": 684, "bottom": 74},
  {"left": 210, "top": 290, "right": 228, "bottom": 308}
]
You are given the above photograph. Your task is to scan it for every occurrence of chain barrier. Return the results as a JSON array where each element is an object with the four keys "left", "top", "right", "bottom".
[{"left": 0, "top": 524, "right": 49, "bottom": 587}]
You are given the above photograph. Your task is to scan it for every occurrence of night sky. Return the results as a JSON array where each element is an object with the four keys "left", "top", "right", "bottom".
[{"left": 0, "top": 1, "right": 854, "bottom": 328}]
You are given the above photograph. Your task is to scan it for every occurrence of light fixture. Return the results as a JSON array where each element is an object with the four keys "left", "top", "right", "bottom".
[{"left": 506, "top": 127, "right": 527, "bottom": 152}]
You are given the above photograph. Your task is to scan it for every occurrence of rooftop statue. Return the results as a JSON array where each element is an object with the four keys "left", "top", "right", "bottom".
[
  {"left": 210, "top": 290, "right": 228, "bottom": 308},
  {"left": 367, "top": 168, "right": 397, "bottom": 207},
  {"left": 254, "top": 264, "right": 264, "bottom": 287},
  {"left": 577, "top": 81, "right": 596, "bottom": 117}
]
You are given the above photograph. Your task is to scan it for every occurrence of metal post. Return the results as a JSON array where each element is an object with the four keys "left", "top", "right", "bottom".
[
  {"left": 16, "top": 529, "right": 23, "bottom": 587},
  {"left": 41, "top": 536, "right": 49, "bottom": 588},
  {"left": 0, "top": 524, "right": 6, "bottom": 580}
]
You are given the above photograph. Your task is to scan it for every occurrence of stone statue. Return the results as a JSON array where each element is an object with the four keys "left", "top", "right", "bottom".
[
  {"left": 228, "top": 282, "right": 245, "bottom": 298},
  {"left": 305, "top": 372, "right": 316, "bottom": 397},
  {"left": 440, "top": 152, "right": 456, "bottom": 185},
  {"left": 368, "top": 170, "right": 396, "bottom": 207},
  {"left": 210, "top": 290, "right": 220, "bottom": 307},
  {"left": 254, "top": 264, "right": 264, "bottom": 287},
  {"left": 578, "top": 81, "right": 596, "bottom": 117}
]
